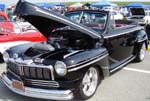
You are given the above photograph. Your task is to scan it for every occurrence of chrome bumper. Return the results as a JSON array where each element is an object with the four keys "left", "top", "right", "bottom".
[{"left": 1, "top": 73, "right": 73, "bottom": 100}]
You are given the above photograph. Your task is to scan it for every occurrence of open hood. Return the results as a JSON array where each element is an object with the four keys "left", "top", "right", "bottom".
[
  {"left": 130, "top": 8, "right": 145, "bottom": 16},
  {"left": 14, "top": 0, "right": 101, "bottom": 39}
]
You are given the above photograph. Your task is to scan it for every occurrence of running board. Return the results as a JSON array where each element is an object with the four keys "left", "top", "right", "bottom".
[{"left": 110, "top": 55, "right": 136, "bottom": 73}]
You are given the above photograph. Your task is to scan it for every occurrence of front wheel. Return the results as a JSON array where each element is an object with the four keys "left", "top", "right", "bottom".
[
  {"left": 75, "top": 66, "right": 101, "bottom": 100},
  {"left": 135, "top": 43, "right": 146, "bottom": 62}
]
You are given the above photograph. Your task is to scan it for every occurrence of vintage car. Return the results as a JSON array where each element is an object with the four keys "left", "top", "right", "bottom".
[
  {"left": 127, "top": 8, "right": 150, "bottom": 25},
  {"left": 0, "top": 11, "right": 14, "bottom": 32},
  {"left": 111, "top": 11, "right": 124, "bottom": 20},
  {"left": 126, "top": 8, "right": 150, "bottom": 40},
  {"left": 1, "top": 0, "right": 148, "bottom": 100},
  {"left": 0, "top": 30, "right": 46, "bottom": 55},
  {"left": 0, "top": 10, "right": 46, "bottom": 55}
]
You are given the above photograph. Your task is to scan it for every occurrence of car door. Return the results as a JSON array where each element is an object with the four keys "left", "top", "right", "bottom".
[{"left": 103, "top": 28, "right": 135, "bottom": 70}]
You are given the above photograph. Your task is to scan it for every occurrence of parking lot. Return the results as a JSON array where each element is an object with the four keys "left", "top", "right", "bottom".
[{"left": 0, "top": 51, "right": 150, "bottom": 101}]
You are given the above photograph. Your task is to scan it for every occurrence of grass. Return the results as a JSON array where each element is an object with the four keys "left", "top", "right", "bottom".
[{"left": 113, "top": 2, "right": 150, "bottom": 6}]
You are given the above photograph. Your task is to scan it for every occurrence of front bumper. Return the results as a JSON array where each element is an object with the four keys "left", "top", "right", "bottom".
[{"left": 1, "top": 73, "right": 73, "bottom": 100}]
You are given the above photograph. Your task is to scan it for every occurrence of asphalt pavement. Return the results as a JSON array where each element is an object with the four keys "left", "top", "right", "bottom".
[{"left": 0, "top": 52, "right": 150, "bottom": 101}]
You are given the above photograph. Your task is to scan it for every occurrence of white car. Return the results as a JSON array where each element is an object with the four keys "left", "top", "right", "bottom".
[
  {"left": 128, "top": 8, "right": 150, "bottom": 25},
  {"left": 111, "top": 11, "right": 124, "bottom": 20},
  {"left": 144, "top": 10, "right": 150, "bottom": 24}
]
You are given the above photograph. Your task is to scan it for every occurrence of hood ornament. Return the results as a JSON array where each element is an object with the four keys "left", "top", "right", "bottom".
[{"left": 34, "top": 58, "right": 44, "bottom": 63}]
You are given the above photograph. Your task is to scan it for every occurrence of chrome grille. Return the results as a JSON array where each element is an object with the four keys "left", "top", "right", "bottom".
[
  {"left": 7, "top": 61, "right": 53, "bottom": 80},
  {"left": 23, "top": 66, "right": 52, "bottom": 80},
  {"left": 25, "top": 79, "right": 59, "bottom": 88},
  {"left": 7, "top": 62, "right": 20, "bottom": 75}
]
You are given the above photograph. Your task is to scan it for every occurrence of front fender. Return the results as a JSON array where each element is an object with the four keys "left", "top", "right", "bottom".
[
  {"left": 65, "top": 48, "right": 107, "bottom": 70},
  {"left": 65, "top": 48, "right": 110, "bottom": 78}
]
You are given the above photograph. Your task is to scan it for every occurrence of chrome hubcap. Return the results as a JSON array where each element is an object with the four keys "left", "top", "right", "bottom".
[
  {"left": 140, "top": 44, "right": 146, "bottom": 60},
  {"left": 82, "top": 67, "right": 98, "bottom": 97}
]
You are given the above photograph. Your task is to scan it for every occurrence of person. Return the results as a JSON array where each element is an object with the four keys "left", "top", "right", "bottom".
[{"left": 7, "top": 8, "right": 13, "bottom": 21}]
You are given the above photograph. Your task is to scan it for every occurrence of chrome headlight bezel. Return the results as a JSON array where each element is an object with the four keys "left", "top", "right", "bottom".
[
  {"left": 3, "top": 52, "right": 10, "bottom": 63},
  {"left": 54, "top": 61, "right": 67, "bottom": 76}
]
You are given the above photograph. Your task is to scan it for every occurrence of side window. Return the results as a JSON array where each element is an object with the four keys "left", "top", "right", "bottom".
[{"left": 110, "top": 13, "right": 116, "bottom": 28}]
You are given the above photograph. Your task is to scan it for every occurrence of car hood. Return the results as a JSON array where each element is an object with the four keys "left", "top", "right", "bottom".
[
  {"left": 14, "top": 0, "right": 101, "bottom": 39},
  {"left": 130, "top": 8, "right": 145, "bottom": 17}
]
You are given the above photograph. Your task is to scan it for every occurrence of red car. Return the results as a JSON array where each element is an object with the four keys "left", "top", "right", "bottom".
[
  {"left": 0, "top": 31, "right": 46, "bottom": 54},
  {"left": 0, "top": 11, "right": 46, "bottom": 54},
  {"left": 0, "top": 11, "right": 14, "bottom": 32}
]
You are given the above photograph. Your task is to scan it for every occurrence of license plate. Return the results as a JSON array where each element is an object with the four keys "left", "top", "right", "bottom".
[{"left": 12, "top": 80, "right": 25, "bottom": 91}]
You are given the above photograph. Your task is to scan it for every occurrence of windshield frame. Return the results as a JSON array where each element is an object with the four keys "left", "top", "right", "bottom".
[{"left": 65, "top": 10, "right": 108, "bottom": 30}]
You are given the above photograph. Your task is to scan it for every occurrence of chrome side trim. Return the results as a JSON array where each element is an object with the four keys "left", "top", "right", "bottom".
[
  {"left": 104, "top": 27, "right": 142, "bottom": 39},
  {"left": 110, "top": 56, "right": 135, "bottom": 73},
  {"left": 68, "top": 54, "right": 108, "bottom": 72},
  {"left": 2, "top": 73, "right": 73, "bottom": 100},
  {"left": 63, "top": 50, "right": 81, "bottom": 59},
  {"left": 68, "top": 51, "right": 108, "bottom": 68}
]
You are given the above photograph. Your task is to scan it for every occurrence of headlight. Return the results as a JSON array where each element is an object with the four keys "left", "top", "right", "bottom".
[
  {"left": 3, "top": 52, "right": 9, "bottom": 63},
  {"left": 54, "top": 61, "right": 67, "bottom": 76}
]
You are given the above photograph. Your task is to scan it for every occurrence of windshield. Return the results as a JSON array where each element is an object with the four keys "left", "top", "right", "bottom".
[
  {"left": 65, "top": 11, "right": 107, "bottom": 29},
  {"left": 130, "top": 8, "right": 145, "bottom": 16}
]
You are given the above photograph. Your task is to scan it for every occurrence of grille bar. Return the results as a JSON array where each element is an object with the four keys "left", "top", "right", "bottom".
[
  {"left": 7, "top": 61, "right": 54, "bottom": 81},
  {"left": 7, "top": 62, "right": 20, "bottom": 75},
  {"left": 25, "top": 79, "right": 59, "bottom": 88},
  {"left": 23, "top": 66, "right": 52, "bottom": 80}
]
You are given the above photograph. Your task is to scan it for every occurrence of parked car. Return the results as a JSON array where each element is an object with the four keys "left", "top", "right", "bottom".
[
  {"left": 127, "top": 8, "right": 150, "bottom": 40},
  {"left": 2, "top": 1, "right": 148, "bottom": 100},
  {"left": 0, "top": 28, "right": 46, "bottom": 55},
  {"left": 127, "top": 8, "right": 150, "bottom": 25},
  {"left": 111, "top": 11, "right": 124, "bottom": 20},
  {"left": 0, "top": 11, "right": 14, "bottom": 32},
  {"left": 144, "top": 10, "right": 150, "bottom": 24}
]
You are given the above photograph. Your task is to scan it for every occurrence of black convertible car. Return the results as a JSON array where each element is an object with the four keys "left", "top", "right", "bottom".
[{"left": 1, "top": 0, "right": 148, "bottom": 100}]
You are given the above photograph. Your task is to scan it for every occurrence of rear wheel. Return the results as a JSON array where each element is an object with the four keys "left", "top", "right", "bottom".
[
  {"left": 135, "top": 43, "right": 146, "bottom": 62},
  {"left": 75, "top": 66, "right": 101, "bottom": 100}
]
